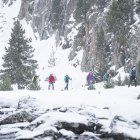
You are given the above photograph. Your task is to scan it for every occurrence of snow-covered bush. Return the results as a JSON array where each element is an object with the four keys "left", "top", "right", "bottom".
[
  {"left": 115, "top": 75, "right": 124, "bottom": 86},
  {"left": 122, "top": 76, "right": 129, "bottom": 86},
  {"left": 0, "top": 75, "right": 13, "bottom": 91},
  {"left": 103, "top": 79, "right": 115, "bottom": 89},
  {"left": 27, "top": 82, "right": 41, "bottom": 90}
]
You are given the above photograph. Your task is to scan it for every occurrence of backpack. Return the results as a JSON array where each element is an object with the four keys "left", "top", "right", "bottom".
[
  {"left": 32, "top": 76, "right": 37, "bottom": 83},
  {"left": 64, "top": 75, "right": 69, "bottom": 83},
  {"left": 131, "top": 69, "right": 136, "bottom": 76},
  {"left": 103, "top": 73, "right": 110, "bottom": 81}
]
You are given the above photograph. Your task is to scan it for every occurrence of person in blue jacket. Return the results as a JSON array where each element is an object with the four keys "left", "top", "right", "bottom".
[{"left": 64, "top": 74, "right": 72, "bottom": 90}]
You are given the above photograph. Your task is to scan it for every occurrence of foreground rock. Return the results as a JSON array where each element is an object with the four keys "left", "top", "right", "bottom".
[
  {"left": 0, "top": 96, "right": 140, "bottom": 140},
  {"left": 0, "top": 111, "right": 36, "bottom": 125}
]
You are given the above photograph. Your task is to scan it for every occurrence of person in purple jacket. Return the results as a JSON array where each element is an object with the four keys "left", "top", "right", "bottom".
[
  {"left": 87, "top": 72, "right": 95, "bottom": 85},
  {"left": 86, "top": 72, "right": 95, "bottom": 90}
]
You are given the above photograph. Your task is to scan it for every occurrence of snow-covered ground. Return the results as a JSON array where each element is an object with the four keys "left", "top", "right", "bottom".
[{"left": 0, "top": 86, "right": 140, "bottom": 139}]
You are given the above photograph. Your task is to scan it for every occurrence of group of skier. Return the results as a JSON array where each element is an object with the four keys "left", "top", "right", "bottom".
[
  {"left": 31, "top": 66, "right": 137, "bottom": 90},
  {"left": 32, "top": 74, "right": 72, "bottom": 90},
  {"left": 47, "top": 74, "right": 72, "bottom": 90},
  {"left": 86, "top": 65, "right": 137, "bottom": 89}
]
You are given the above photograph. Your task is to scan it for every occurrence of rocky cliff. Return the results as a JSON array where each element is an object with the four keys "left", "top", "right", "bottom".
[{"left": 6, "top": 0, "right": 140, "bottom": 74}]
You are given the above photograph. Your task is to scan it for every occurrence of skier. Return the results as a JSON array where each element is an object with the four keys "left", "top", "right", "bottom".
[
  {"left": 32, "top": 75, "right": 39, "bottom": 88},
  {"left": 103, "top": 70, "right": 111, "bottom": 82},
  {"left": 128, "top": 66, "right": 137, "bottom": 87},
  {"left": 48, "top": 74, "right": 55, "bottom": 90},
  {"left": 86, "top": 71, "right": 95, "bottom": 90},
  {"left": 64, "top": 74, "right": 72, "bottom": 90}
]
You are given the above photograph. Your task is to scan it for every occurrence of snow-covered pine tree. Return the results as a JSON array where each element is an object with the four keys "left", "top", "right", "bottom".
[
  {"left": 116, "top": 74, "right": 123, "bottom": 86},
  {"left": 136, "top": 0, "right": 140, "bottom": 14},
  {"left": 50, "top": 0, "right": 63, "bottom": 30},
  {"left": 0, "top": 20, "right": 38, "bottom": 89},
  {"left": 96, "top": 27, "right": 108, "bottom": 80},
  {"left": 103, "top": 79, "right": 115, "bottom": 89},
  {"left": 123, "top": 76, "right": 129, "bottom": 86},
  {"left": 136, "top": 60, "right": 140, "bottom": 85},
  {"left": 48, "top": 47, "right": 56, "bottom": 67},
  {"left": 106, "top": 0, "right": 131, "bottom": 68}
]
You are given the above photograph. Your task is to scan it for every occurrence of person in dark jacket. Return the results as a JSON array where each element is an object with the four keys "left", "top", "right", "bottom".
[
  {"left": 64, "top": 74, "right": 72, "bottom": 90},
  {"left": 48, "top": 74, "right": 55, "bottom": 90},
  {"left": 128, "top": 66, "right": 137, "bottom": 87},
  {"left": 103, "top": 70, "right": 111, "bottom": 82}
]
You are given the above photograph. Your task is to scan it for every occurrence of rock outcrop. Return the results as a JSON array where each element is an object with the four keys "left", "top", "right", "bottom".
[{"left": 14, "top": 0, "right": 140, "bottom": 72}]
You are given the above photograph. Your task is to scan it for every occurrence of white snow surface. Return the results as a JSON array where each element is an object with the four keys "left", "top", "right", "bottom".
[
  {"left": 0, "top": 1, "right": 140, "bottom": 139},
  {"left": 0, "top": 86, "right": 140, "bottom": 139}
]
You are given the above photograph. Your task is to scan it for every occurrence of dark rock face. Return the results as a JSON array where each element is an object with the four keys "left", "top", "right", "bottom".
[
  {"left": 0, "top": 132, "right": 16, "bottom": 140},
  {"left": 0, "top": 111, "right": 36, "bottom": 125},
  {"left": 56, "top": 121, "right": 102, "bottom": 134},
  {"left": 100, "top": 133, "right": 138, "bottom": 140},
  {"left": 18, "top": 0, "right": 35, "bottom": 21},
  {"left": 17, "top": 0, "right": 140, "bottom": 72}
]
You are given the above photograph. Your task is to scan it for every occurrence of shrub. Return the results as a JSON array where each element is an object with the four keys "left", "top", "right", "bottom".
[
  {"left": 123, "top": 76, "right": 129, "bottom": 86},
  {"left": 115, "top": 75, "right": 124, "bottom": 86},
  {"left": 27, "top": 82, "right": 41, "bottom": 90},
  {"left": 0, "top": 75, "right": 13, "bottom": 91},
  {"left": 104, "top": 79, "right": 115, "bottom": 89}
]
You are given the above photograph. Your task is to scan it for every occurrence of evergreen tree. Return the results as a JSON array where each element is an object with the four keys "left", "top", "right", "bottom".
[
  {"left": 96, "top": 0, "right": 107, "bottom": 11},
  {"left": 116, "top": 75, "right": 123, "bottom": 86},
  {"left": 136, "top": 0, "right": 140, "bottom": 14},
  {"left": 96, "top": 27, "right": 106, "bottom": 50},
  {"left": 48, "top": 47, "right": 56, "bottom": 67},
  {"left": 106, "top": 0, "right": 130, "bottom": 34},
  {"left": 96, "top": 27, "right": 108, "bottom": 79},
  {"left": 74, "top": 0, "right": 84, "bottom": 23},
  {"left": 0, "top": 20, "right": 38, "bottom": 89},
  {"left": 123, "top": 76, "right": 129, "bottom": 86},
  {"left": 74, "top": 0, "right": 96, "bottom": 23},
  {"left": 106, "top": 0, "right": 131, "bottom": 67},
  {"left": 129, "top": 0, "right": 134, "bottom": 24},
  {"left": 50, "top": 0, "right": 63, "bottom": 30},
  {"left": 136, "top": 61, "right": 140, "bottom": 85},
  {"left": 73, "top": 25, "right": 85, "bottom": 49},
  {"left": 73, "top": 0, "right": 96, "bottom": 56}
]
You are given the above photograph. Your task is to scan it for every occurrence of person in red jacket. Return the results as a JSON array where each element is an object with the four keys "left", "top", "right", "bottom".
[{"left": 48, "top": 74, "right": 55, "bottom": 90}]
